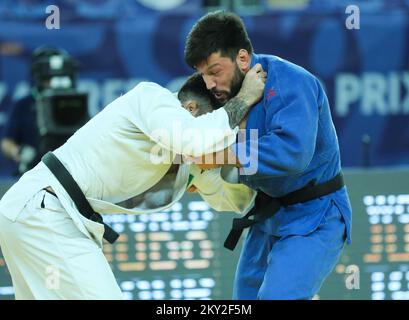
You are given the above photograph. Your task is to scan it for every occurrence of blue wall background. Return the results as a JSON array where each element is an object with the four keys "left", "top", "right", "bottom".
[{"left": 1, "top": 0, "right": 409, "bottom": 177}]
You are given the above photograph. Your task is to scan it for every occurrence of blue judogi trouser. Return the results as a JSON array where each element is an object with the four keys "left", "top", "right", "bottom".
[{"left": 233, "top": 196, "right": 347, "bottom": 300}]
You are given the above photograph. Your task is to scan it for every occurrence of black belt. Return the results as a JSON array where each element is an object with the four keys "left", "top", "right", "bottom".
[
  {"left": 224, "top": 172, "right": 345, "bottom": 251},
  {"left": 41, "top": 152, "right": 119, "bottom": 244}
]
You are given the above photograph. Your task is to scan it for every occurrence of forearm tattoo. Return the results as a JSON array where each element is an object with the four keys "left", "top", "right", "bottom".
[{"left": 223, "top": 96, "right": 250, "bottom": 129}]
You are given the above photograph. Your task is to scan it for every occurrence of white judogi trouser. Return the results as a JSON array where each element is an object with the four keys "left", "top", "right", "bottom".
[{"left": 0, "top": 189, "right": 123, "bottom": 300}]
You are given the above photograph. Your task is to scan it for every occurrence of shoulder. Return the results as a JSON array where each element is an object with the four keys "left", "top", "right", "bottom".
[
  {"left": 12, "top": 94, "right": 35, "bottom": 109},
  {"left": 130, "top": 82, "right": 172, "bottom": 96},
  {"left": 127, "top": 82, "right": 177, "bottom": 103},
  {"left": 7, "top": 94, "right": 35, "bottom": 118},
  {"left": 259, "top": 54, "right": 320, "bottom": 97},
  {"left": 262, "top": 55, "right": 316, "bottom": 83},
  {"left": 124, "top": 81, "right": 180, "bottom": 117}
]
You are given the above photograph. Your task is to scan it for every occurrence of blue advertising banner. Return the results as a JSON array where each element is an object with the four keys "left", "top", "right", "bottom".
[{"left": 1, "top": 3, "right": 408, "bottom": 177}]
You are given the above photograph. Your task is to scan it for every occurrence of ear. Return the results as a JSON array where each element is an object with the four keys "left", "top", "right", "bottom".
[
  {"left": 236, "top": 49, "right": 251, "bottom": 72},
  {"left": 185, "top": 100, "right": 198, "bottom": 116}
]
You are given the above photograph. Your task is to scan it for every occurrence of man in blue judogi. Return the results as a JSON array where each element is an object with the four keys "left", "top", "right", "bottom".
[{"left": 184, "top": 11, "right": 352, "bottom": 300}]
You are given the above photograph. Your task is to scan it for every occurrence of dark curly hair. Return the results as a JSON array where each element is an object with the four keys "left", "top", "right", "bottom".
[{"left": 184, "top": 11, "right": 253, "bottom": 69}]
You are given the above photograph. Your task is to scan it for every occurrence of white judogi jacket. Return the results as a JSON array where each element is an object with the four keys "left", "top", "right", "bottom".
[{"left": 0, "top": 82, "right": 255, "bottom": 247}]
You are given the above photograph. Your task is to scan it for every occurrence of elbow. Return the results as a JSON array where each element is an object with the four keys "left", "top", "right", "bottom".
[
  {"left": 242, "top": 149, "right": 314, "bottom": 179},
  {"left": 266, "top": 150, "right": 312, "bottom": 176},
  {"left": 284, "top": 152, "right": 312, "bottom": 174},
  {"left": 284, "top": 164, "right": 307, "bottom": 175}
]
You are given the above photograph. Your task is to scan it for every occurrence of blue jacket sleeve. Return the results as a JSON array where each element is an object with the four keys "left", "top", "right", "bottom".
[{"left": 233, "top": 63, "right": 320, "bottom": 184}]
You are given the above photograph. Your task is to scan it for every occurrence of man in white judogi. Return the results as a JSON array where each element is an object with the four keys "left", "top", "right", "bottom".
[{"left": 0, "top": 64, "right": 266, "bottom": 299}]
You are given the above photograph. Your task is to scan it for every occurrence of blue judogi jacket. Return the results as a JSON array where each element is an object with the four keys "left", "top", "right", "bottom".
[{"left": 232, "top": 53, "right": 352, "bottom": 243}]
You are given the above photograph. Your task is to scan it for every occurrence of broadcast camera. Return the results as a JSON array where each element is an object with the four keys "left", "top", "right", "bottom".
[{"left": 24, "top": 46, "right": 89, "bottom": 172}]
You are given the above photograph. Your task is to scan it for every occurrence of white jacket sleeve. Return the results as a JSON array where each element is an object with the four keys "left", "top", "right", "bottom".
[
  {"left": 124, "top": 82, "right": 238, "bottom": 157},
  {"left": 189, "top": 165, "right": 256, "bottom": 214}
]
